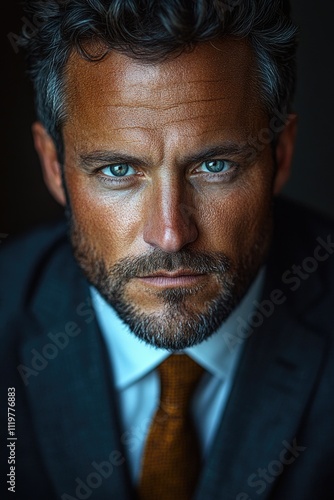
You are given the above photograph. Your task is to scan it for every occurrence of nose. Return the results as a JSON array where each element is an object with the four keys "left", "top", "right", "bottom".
[{"left": 143, "top": 178, "right": 199, "bottom": 252}]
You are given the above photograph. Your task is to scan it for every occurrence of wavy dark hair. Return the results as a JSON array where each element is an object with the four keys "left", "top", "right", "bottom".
[{"left": 20, "top": 0, "right": 298, "bottom": 156}]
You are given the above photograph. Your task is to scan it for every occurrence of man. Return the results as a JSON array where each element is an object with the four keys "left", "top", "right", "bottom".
[{"left": 1, "top": 1, "right": 334, "bottom": 499}]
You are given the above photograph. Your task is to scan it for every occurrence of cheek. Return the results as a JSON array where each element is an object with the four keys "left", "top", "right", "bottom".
[
  {"left": 65, "top": 171, "right": 145, "bottom": 257},
  {"left": 198, "top": 168, "right": 273, "bottom": 258}
]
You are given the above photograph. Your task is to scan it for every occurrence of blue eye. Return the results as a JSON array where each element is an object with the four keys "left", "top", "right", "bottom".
[
  {"left": 100, "top": 163, "right": 135, "bottom": 177},
  {"left": 200, "top": 160, "right": 233, "bottom": 173}
]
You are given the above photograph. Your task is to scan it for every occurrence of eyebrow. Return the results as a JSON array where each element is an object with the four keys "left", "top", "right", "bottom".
[
  {"left": 181, "top": 143, "right": 257, "bottom": 165},
  {"left": 78, "top": 142, "right": 257, "bottom": 171},
  {"left": 79, "top": 151, "right": 148, "bottom": 171}
]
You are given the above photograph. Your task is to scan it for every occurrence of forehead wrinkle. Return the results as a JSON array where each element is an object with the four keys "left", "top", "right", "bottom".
[
  {"left": 160, "top": 112, "right": 225, "bottom": 127},
  {"left": 86, "top": 73, "right": 242, "bottom": 109},
  {"left": 116, "top": 79, "right": 232, "bottom": 97},
  {"left": 64, "top": 40, "right": 264, "bottom": 163},
  {"left": 65, "top": 37, "right": 257, "bottom": 108},
  {"left": 113, "top": 80, "right": 238, "bottom": 108},
  {"left": 90, "top": 98, "right": 246, "bottom": 133},
  {"left": 95, "top": 96, "right": 229, "bottom": 113},
  {"left": 106, "top": 78, "right": 228, "bottom": 93},
  {"left": 108, "top": 127, "right": 152, "bottom": 132}
]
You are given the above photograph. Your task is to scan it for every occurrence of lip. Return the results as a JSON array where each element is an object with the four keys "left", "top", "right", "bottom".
[{"left": 137, "top": 270, "right": 207, "bottom": 288}]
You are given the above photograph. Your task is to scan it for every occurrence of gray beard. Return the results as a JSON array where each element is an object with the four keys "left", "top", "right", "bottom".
[
  {"left": 86, "top": 253, "right": 237, "bottom": 351},
  {"left": 68, "top": 213, "right": 271, "bottom": 351}
]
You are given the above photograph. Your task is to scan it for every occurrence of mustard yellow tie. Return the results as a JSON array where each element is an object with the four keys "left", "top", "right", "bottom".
[{"left": 138, "top": 354, "right": 204, "bottom": 499}]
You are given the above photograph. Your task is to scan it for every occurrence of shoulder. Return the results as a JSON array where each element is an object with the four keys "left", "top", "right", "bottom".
[
  {"left": 272, "top": 196, "right": 334, "bottom": 271},
  {"left": 274, "top": 197, "right": 334, "bottom": 249},
  {"left": 269, "top": 196, "right": 334, "bottom": 331},
  {"left": 0, "top": 218, "right": 69, "bottom": 315}
]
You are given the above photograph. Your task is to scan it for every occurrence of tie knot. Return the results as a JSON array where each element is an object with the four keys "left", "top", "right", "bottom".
[{"left": 158, "top": 354, "right": 204, "bottom": 416}]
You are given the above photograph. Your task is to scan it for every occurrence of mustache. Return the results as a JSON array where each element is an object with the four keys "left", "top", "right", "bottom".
[{"left": 107, "top": 248, "right": 231, "bottom": 281}]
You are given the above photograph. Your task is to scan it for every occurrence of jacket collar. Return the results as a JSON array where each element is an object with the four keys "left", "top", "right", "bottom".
[
  {"left": 194, "top": 211, "right": 328, "bottom": 499},
  {"left": 19, "top": 237, "right": 135, "bottom": 499},
  {"left": 195, "top": 299, "right": 326, "bottom": 498}
]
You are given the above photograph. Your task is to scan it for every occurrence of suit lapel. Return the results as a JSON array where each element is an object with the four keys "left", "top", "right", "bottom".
[
  {"left": 195, "top": 301, "right": 326, "bottom": 500},
  {"left": 195, "top": 199, "right": 330, "bottom": 499},
  {"left": 19, "top": 239, "right": 135, "bottom": 499}
]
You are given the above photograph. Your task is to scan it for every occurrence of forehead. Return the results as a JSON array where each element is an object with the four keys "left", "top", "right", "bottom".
[{"left": 63, "top": 39, "right": 265, "bottom": 149}]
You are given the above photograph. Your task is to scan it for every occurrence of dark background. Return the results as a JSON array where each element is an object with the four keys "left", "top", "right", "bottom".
[{"left": 2, "top": 0, "right": 334, "bottom": 236}]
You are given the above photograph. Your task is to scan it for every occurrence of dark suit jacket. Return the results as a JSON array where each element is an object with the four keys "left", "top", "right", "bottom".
[{"left": 1, "top": 197, "right": 334, "bottom": 500}]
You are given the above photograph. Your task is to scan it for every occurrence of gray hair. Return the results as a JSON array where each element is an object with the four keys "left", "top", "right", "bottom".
[{"left": 20, "top": 0, "right": 298, "bottom": 157}]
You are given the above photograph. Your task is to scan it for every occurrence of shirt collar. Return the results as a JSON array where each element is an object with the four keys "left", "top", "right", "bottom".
[{"left": 90, "top": 267, "right": 265, "bottom": 390}]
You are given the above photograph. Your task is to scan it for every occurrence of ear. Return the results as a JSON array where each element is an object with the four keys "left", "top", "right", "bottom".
[
  {"left": 273, "top": 114, "right": 298, "bottom": 195},
  {"left": 32, "top": 122, "right": 66, "bottom": 206}
]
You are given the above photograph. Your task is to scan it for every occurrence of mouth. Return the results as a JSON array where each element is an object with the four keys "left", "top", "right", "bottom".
[{"left": 137, "top": 270, "right": 207, "bottom": 287}]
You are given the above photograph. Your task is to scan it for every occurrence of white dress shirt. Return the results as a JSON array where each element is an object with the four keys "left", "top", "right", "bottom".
[{"left": 90, "top": 268, "right": 264, "bottom": 483}]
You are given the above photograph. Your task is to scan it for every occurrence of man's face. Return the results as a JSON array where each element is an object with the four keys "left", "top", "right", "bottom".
[{"left": 61, "top": 39, "right": 279, "bottom": 350}]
